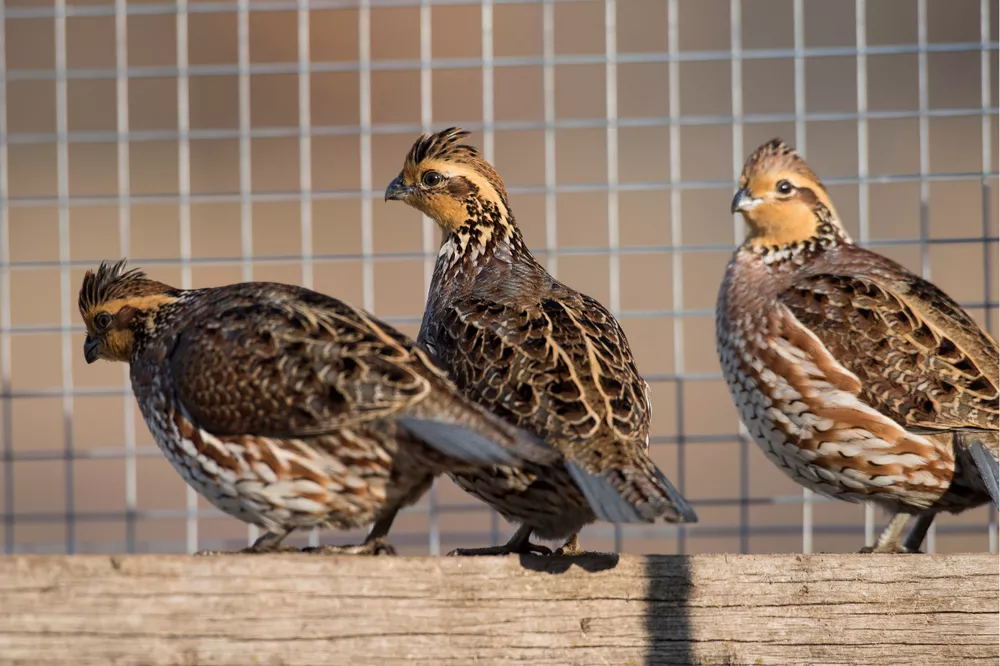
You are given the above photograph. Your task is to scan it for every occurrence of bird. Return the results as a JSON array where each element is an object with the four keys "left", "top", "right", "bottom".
[
  {"left": 384, "top": 127, "right": 697, "bottom": 557},
  {"left": 717, "top": 138, "right": 999, "bottom": 554},
  {"left": 78, "top": 259, "right": 643, "bottom": 555}
]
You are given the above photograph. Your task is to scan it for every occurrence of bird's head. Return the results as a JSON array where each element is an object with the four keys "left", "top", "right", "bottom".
[
  {"left": 78, "top": 259, "right": 180, "bottom": 364},
  {"left": 731, "top": 138, "right": 848, "bottom": 251},
  {"left": 384, "top": 127, "right": 512, "bottom": 235}
]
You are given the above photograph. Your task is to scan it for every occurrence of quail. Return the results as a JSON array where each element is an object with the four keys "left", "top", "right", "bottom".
[
  {"left": 717, "top": 138, "right": 999, "bottom": 553},
  {"left": 385, "top": 128, "right": 697, "bottom": 556},
  {"left": 79, "top": 260, "right": 637, "bottom": 555}
]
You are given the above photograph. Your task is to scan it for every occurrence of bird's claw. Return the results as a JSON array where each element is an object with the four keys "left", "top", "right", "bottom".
[
  {"left": 447, "top": 542, "right": 553, "bottom": 557},
  {"left": 553, "top": 545, "right": 583, "bottom": 557},
  {"left": 858, "top": 545, "right": 921, "bottom": 554},
  {"left": 301, "top": 539, "right": 397, "bottom": 556},
  {"left": 194, "top": 544, "right": 302, "bottom": 556}
]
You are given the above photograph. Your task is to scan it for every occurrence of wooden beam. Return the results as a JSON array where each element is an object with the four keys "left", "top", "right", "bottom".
[{"left": 0, "top": 553, "right": 996, "bottom": 665}]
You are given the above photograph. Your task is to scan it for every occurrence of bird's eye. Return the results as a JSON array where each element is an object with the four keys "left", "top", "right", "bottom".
[
  {"left": 94, "top": 313, "right": 113, "bottom": 330},
  {"left": 776, "top": 179, "right": 793, "bottom": 195},
  {"left": 422, "top": 170, "right": 443, "bottom": 187}
]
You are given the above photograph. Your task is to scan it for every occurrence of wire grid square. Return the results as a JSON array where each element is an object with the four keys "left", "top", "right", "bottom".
[{"left": 0, "top": 0, "right": 996, "bottom": 556}]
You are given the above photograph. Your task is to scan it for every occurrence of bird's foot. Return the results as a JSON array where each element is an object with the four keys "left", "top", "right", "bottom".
[
  {"left": 194, "top": 544, "right": 302, "bottom": 556},
  {"left": 553, "top": 533, "right": 582, "bottom": 556},
  {"left": 858, "top": 544, "right": 921, "bottom": 554},
  {"left": 554, "top": 544, "right": 584, "bottom": 557},
  {"left": 301, "top": 538, "right": 397, "bottom": 556},
  {"left": 447, "top": 541, "right": 553, "bottom": 557}
]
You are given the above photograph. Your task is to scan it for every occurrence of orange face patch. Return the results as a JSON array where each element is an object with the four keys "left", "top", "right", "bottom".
[{"left": 736, "top": 167, "right": 841, "bottom": 248}]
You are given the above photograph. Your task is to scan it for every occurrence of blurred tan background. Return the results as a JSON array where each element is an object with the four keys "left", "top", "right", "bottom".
[{"left": 1, "top": 0, "right": 997, "bottom": 555}]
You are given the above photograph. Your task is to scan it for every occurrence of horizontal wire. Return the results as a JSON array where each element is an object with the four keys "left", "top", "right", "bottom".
[
  {"left": 0, "top": 434, "right": 741, "bottom": 460},
  {"left": 1, "top": 233, "right": 997, "bottom": 274},
  {"left": 2, "top": 302, "right": 997, "bottom": 336},
  {"left": 5, "top": 43, "right": 997, "bottom": 80},
  {"left": 3, "top": 171, "right": 997, "bottom": 210},
  {"left": 5, "top": 107, "right": 997, "bottom": 147},
  {"left": 3, "top": 512, "right": 990, "bottom": 539},
  {"left": 3, "top": 0, "right": 600, "bottom": 20},
  {"left": 0, "top": 494, "right": 843, "bottom": 524},
  {"left": 11, "top": 516, "right": 991, "bottom": 554}
]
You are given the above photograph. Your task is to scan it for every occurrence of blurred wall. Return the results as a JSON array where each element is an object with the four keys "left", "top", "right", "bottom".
[{"left": 1, "top": 0, "right": 997, "bottom": 554}]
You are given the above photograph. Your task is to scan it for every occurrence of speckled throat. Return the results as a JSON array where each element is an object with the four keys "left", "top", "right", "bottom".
[
  {"left": 430, "top": 193, "right": 537, "bottom": 289},
  {"left": 127, "top": 294, "right": 191, "bottom": 362},
  {"left": 746, "top": 204, "right": 852, "bottom": 267}
]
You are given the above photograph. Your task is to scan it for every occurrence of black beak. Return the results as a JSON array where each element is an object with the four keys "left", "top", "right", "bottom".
[
  {"left": 731, "top": 187, "right": 751, "bottom": 214},
  {"left": 384, "top": 175, "right": 411, "bottom": 202},
  {"left": 84, "top": 336, "right": 101, "bottom": 364}
]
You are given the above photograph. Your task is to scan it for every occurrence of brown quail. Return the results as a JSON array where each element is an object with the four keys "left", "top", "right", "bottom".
[
  {"left": 79, "top": 260, "right": 635, "bottom": 555},
  {"left": 385, "top": 128, "right": 697, "bottom": 556},
  {"left": 717, "top": 138, "right": 999, "bottom": 553}
]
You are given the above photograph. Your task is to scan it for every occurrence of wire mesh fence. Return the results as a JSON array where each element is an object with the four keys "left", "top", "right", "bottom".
[{"left": 0, "top": 0, "right": 996, "bottom": 556}]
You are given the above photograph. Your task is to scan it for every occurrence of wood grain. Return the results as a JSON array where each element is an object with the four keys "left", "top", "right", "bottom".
[{"left": 0, "top": 553, "right": 995, "bottom": 665}]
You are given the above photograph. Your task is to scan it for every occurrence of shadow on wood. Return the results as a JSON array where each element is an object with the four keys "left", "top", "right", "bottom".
[
  {"left": 0, "top": 554, "right": 995, "bottom": 665},
  {"left": 647, "top": 554, "right": 694, "bottom": 666}
]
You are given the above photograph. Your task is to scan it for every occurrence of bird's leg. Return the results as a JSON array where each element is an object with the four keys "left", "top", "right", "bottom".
[
  {"left": 244, "top": 529, "right": 303, "bottom": 553},
  {"left": 901, "top": 514, "right": 935, "bottom": 554},
  {"left": 447, "top": 524, "right": 553, "bottom": 557},
  {"left": 195, "top": 527, "right": 299, "bottom": 556},
  {"left": 859, "top": 513, "right": 916, "bottom": 553},
  {"left": 302, "top": 511, "right": 399, "bottom": 556},
  {"left": 554, "top": 532, "right": 582, "bottom": 556}
]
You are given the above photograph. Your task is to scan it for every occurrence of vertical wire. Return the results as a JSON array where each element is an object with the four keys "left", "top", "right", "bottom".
[
  {"left": 916, "top": 0, "right": 936, "bottom": 554},
  {"left": 728, "top": 0, "right": 749, "bottom": 555},
  {"left": 419, "top": 0, "right": 435, "bottom": 290},
  {"left": 359, "top": 1, "right": 374, "bottom": 315},
  {"left": 0, "top": 2, "right": 12, "bottom": 554},
  {"left": 667, "top": 0, "right": 686, "bottom": 554},
  {"left": 542, "top": 0, "right": 557, "bottom": 277},
  {"left": 793, "top": 0, "right": 814, "bottom": 555},
  {"left": 419, "top": 0, "right": 439, "bottom": 557},
  {"left": 114, "top": 0, "right": 137, "bottom": 554},
  {"left": 482, "top": 0, "right": 494, "bottom": 164},
  {"left": 176, "top": 0, "right": 197, "bottom": 553},
  {"left": 297, "top": 0, "right": 318, "bottom": 550},
  {"left": 238, "top": 0, "right": 253, "bottom": 286},
  {"left": 978, "top": 0, "right": 997, "bottom": 555},
  {"left": 855, "top": 0, "right": 876, "bottom": 549},
  {"left": 54, "top": 0, "right": 76, "bottom": 554},
  {"left": 604, "top": 0, "right": 622, "bottom": 553},
  {"left": 356, "top": 0, "right": 376, "bottom": 562},
  {"left": 236, "top": 0, "right": 256, "bottom": 550},
  {"left": 298, "top": 0, "right": 313, "bottom": 292},
  {"left": 482, "top": 0, "right": 502, "bottom": 549},
  {"left": 916, "top": 0, "right": 930, "bottom": 280}
]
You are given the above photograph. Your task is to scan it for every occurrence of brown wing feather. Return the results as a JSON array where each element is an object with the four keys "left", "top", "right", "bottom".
[
  {"left": 779, "top": 269, "right": 999, "bottom": 433},
  {"left": 168, "top": 286, "right": 431, "bottom": 438}
]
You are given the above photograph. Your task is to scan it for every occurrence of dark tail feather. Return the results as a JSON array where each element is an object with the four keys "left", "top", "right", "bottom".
[
  {"left": 397, "top": 417, "right": 522, "bottom": 467},
  {"left": 399, "top": 416, "right": 662, "bottom": 525},
  {"left": 969, "top": 439, "right": 1000, "bottom": 509},
  {"left": 571, "top": 452, "right": 697, "bottom": 526},
  {"left": 566, "top": 462, "right": 648, "bottom": 524},
  {"left": 614, "top": 454, "right": 698, "bottom": 524},
  {"left": 397, "top": 408, "right": 562, "bottom": 469},
  {"left": 652, "top": 466, "right": 698, "bottom": 523}
]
